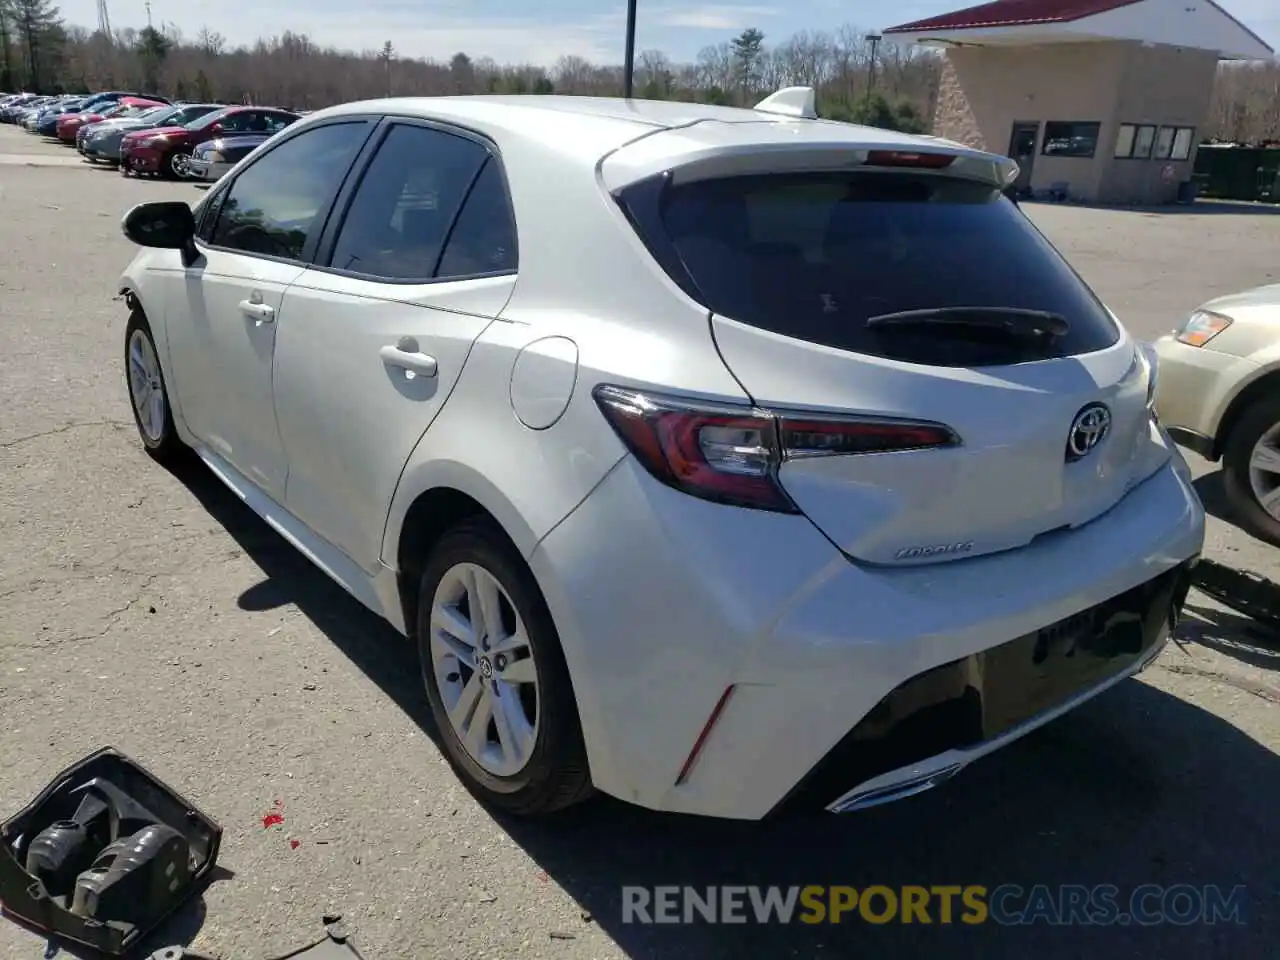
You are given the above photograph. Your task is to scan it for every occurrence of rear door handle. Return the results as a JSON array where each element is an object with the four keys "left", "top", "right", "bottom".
[
  {"left": 238, "top": 299, "right": 275, "bottom": 323},
  {"left": 380, "top": 342, "right": 438, "bottom": 378}
]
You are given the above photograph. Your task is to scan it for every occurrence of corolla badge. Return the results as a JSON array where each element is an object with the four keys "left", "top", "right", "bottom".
[
  {"left": 1066, "top": 403, "right": 1111, "bottom": 462},
  {"left": 894, "top": 541, "right": 974, "bottom": 561}
]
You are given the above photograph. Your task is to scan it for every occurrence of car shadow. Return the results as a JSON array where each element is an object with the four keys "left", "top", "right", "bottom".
[
  {"left": 163, "top": 457, "right": 1277, "bottom": 958},
  {"left": 1192, "top": 470, "right": 1233, "bottom": 527}
]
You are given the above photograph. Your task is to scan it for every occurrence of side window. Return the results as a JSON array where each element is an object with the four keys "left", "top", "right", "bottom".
[
  {"left": 328, "top": 123, "right": 488, "bottom": 281},
  {"left": 437, "top": 158, "right": 518, "bottom": 278},
  {"left": 218, "top": 112, "right": 249, "bottom": 133},
  {"left": 208, "top": 122, "right": 369, "bottom": 261}
]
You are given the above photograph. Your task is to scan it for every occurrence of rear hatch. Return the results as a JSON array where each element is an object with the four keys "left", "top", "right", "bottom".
[{"left": 612, "top": 133, "right": 1158, "bottom": 565}]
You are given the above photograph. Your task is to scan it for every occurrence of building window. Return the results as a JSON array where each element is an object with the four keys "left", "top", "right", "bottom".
[
  {"left": 1133, "top": 125, "right": 1156, "bottom": 159},
  {"left": 1154, "top": 126, "right": 1175, "bottom": 159},
  {"left": 1170, "top": 127, "right": 1196, "bottom": 161},
  {"left": 1114, "top": 123, "right": 1158, "bottom": 159},
  {"left": 1113, "top": 124, "right": 1136, "bottom": 158},
  {"left": 1041, "top": 121, "right": 1101, "bottom": 158}
]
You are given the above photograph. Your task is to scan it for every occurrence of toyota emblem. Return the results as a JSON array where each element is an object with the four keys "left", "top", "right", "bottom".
[{"left": 1066, "top": 403, "right": 1111, "bottom": 462}]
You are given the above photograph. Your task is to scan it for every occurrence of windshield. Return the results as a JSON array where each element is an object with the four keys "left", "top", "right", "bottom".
[
  {"left": 133, "top": 106, "right": 173, "bottom": 124},
  {"left": 172, "top": 105, "right": 219, "bottom": 125},
  {"left": 626, "top": 170, "right": 1121, "bottom": 366},
  {"left": 187, "top": 109, "right": 231, "bottom": 131}
]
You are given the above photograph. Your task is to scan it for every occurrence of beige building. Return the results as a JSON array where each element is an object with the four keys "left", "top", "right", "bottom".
[{"left": 884, "top": 0, "right": 1274, "bottom": 204}]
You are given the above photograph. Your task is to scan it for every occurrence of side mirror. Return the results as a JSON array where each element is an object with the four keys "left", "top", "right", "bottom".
[
  {"left": 122, "top": 201, "right": 199, "bottom": 266},
  {"left": 208, "top": 121, "right": 223, "bottom": 134}
]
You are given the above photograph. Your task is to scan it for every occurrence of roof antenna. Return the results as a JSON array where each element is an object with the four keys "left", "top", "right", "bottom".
[{"left": 753, "top": 86, "right": 817, "bottom": 119}]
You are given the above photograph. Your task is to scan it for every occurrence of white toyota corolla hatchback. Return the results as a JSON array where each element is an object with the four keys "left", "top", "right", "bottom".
[{"left": 117, "top": 90, "right": 1204, "bottom": 821}]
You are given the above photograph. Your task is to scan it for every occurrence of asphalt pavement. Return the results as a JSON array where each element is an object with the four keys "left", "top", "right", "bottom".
[{"left": 0, "top": 125, "right": 1276, "bottom": 959}]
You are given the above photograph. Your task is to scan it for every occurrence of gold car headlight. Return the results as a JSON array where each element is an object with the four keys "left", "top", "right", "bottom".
[{"left": 1175, "top": 310, "right": 1232, "bottom": 348}]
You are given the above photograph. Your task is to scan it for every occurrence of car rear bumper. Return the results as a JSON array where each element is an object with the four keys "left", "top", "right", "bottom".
[
  {"left": 186, "top": 157, "right": 227, "bottom": 181},
  {"left": 529, "top": 452, "right": 1204, "bottom": 820},
  {"left": 785, "top": 560, "right": 1190, "bottom": 815},
  {"left": 1152, "top": 334, "right": 1259, "bottom": 460}
]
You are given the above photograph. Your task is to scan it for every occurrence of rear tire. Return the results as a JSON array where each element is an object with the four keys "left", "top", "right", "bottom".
[
  {"left": 416, "top": 518, "right": 593, "bottom": 816},
  {"left": 1221, "top": 394, "right": 1280, "bottom": 546}
]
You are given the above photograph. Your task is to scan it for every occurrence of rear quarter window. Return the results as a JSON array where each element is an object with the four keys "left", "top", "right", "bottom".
[{"left": 618, "top": 171, "right": 1121, "bottom": 367}]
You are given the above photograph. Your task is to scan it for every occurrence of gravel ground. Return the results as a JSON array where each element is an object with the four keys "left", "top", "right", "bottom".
[{"left": 0, "top": 125, "right": 1276, "bottom": 959}]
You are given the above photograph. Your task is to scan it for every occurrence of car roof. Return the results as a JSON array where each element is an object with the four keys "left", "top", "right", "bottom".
[{"left": 308, "top": 93, "right": 1008, "bottom": 185}]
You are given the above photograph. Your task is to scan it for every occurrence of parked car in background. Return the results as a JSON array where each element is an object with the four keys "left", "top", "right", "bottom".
[
  {"left": 0, "top": 93, "right": 41, "bottom": 122},
  {"left": 81, "top": 102, "right": 224, "bottom": 165},
  {"left": 22, "top": 95, "right": 75, "bottom": 129},
  {"left": 58, "top": 97, "right": 164, "bottom": 143},
  {"left": 1154, "top": 283, "right": 1280, "bottom": 545},
  {"left": 116, "top": 91, "right": 1202, "bottom": 821},
  {"left": 33, "top": 99, "right": 88, "bottom": 136},
  {"left": 186, "top": 132, "right": 272, "bottom": 181},
  {"left": 78, "top": 104, "right": 172, "bottom": 155},
  {"left": 121, "top": 105, "right": 298, "bottom": 178},
  {"left": 7, "top": 95, "right": 54, "bottom": 124}
]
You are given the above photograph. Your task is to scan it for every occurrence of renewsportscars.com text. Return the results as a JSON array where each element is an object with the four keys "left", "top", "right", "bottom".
[{"left": 621, "top": 884, "right": 1247, "bottom": 926}]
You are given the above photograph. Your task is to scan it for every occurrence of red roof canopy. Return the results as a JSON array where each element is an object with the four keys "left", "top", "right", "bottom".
[{"left": 884, "top": 0, "right": 1141, "bottom": 34}]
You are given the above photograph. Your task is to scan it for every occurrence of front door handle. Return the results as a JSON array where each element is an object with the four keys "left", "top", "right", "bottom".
[
  {"left": 238, "top": 299, "right": 275, "bottom": 323},
  {"left": 380, "top": 341, "right": 438, "bottom": 378}
]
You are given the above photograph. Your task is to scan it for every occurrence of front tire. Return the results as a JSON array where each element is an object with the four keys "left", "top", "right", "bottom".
[
  {"left": 417, "top": 518, "right": 592, "bottom": 815},
  {"left": 124, "top": 308, "right": 186, "bottom": 463},
  {"left": 166, "top": 150, "right": 191, "bottom": 179},
  {"left": 1222, "top": 394, "right": 1280, "bottom": 546}
]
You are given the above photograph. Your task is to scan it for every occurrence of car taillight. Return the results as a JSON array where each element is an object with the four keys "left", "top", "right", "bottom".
[
  {"left": 593, "top": 385, "right": 959, "bottom": 512},
  {"left": 865, "top": 150, "right": 955, "bottom": 169}
]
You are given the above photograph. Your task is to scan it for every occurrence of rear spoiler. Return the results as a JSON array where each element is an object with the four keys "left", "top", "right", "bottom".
[{"left": 600, "top": 86, "right": 1019, "bottom": 192}]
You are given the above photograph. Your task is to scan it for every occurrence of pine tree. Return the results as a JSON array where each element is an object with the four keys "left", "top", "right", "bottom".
[
  {"left": 0, "top": 0, "right": 15, "bottom": 91},
  {"left": 12, "top": 0, "right": 62, "bottom": 91},
  {"left": 730, "top": 27, "right": 765, "bottom": 104},
  {"left": 135, "top": 24, "right": 170, "bottom": 92}
]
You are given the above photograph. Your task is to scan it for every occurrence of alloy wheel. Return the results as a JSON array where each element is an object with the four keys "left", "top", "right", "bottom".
[
  {"left": 429, "top": 562, "right": 540, "bottom": 778},
  {"left": 1247, "top": 422, "right": 1280, "bottom": 521},
  {"left": 127, "top": 329, "right": 166, "bottom": 444}
]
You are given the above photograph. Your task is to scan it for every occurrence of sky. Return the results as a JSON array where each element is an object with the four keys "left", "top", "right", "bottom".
[{"left": 56, "top": 0, "right": 1280, "bottom": 68}]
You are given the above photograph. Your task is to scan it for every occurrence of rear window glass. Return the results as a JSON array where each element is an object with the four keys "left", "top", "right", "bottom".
[{"left": 631, "top": 171, "right": 1119, "bottom": 366}]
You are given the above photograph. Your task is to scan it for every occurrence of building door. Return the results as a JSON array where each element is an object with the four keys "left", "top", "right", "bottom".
[{"left": 1007, "top": 122, "right": 1039, "bottom": 195}]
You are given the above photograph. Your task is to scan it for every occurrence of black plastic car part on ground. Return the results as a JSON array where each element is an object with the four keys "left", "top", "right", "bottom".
[
  {"left": 0, "top": 747, "right": 222, "bottom": 956},
  {"left": 1191, "top": 557, "right": 1280, "bottom": 629}
]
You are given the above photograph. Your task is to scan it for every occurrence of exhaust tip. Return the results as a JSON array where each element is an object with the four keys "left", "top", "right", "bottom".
[{"left": 826, "top": 763, "right": 965, "bottom": 814}]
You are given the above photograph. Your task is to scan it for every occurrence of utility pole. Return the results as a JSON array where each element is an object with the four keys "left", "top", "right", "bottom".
[
  {"left": 622, "top": 0, "right": 637, "bottom": 98},
  {"left": 864, "top": 33, "right": 881, "bottom": 109},
  {"left": 144, "top": 1, "right": 152, "bottom": 28}
]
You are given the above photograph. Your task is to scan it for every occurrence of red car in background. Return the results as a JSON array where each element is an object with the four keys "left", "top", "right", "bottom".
[
  {"left": 120, "top": 105, "right": 299, "bottom": 178},
  {"left": 57, "top": 96, "right": 163, "bottom": 143}
]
